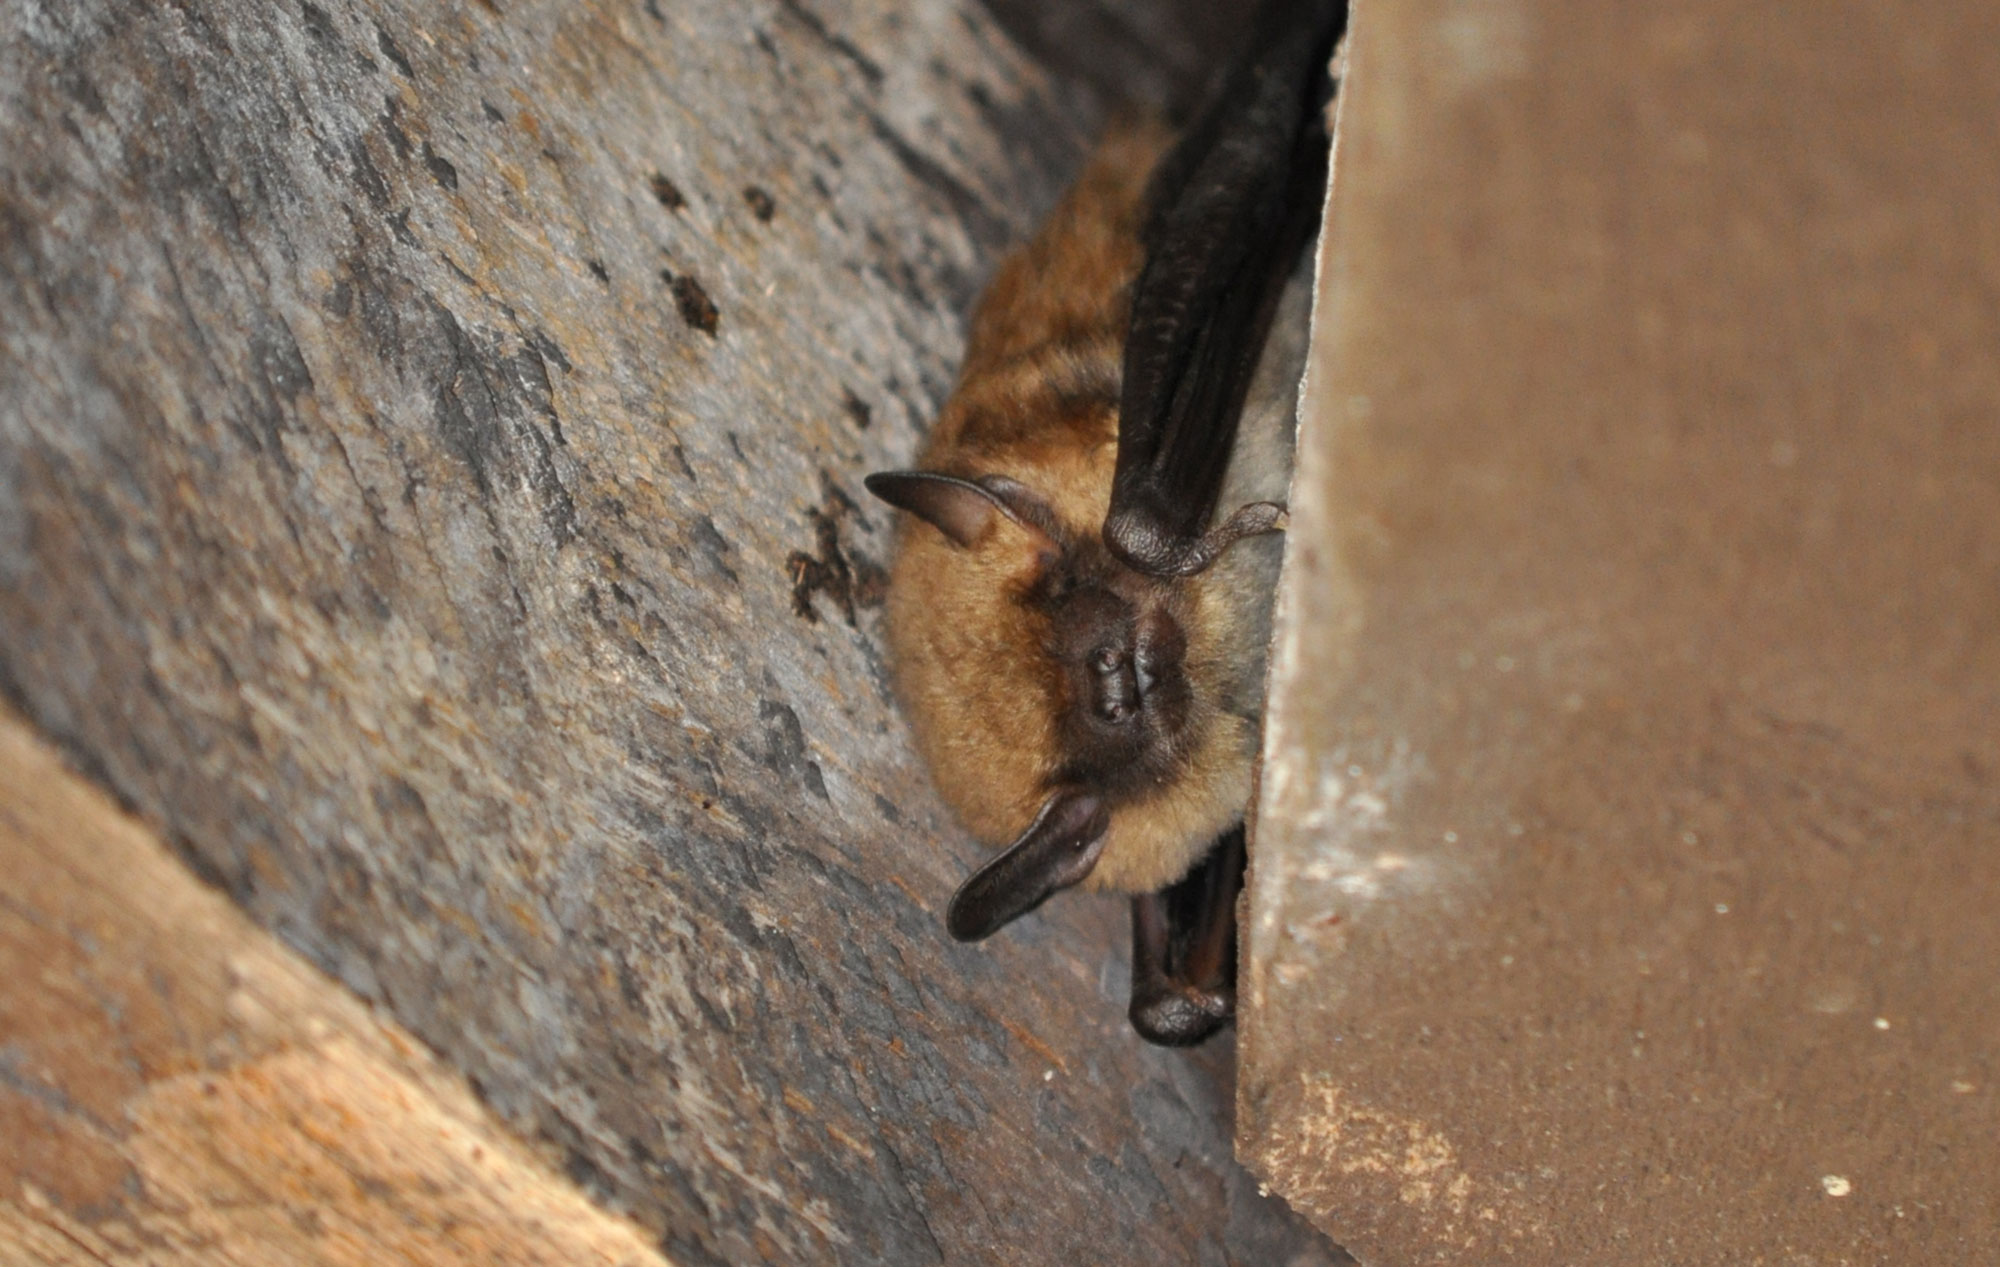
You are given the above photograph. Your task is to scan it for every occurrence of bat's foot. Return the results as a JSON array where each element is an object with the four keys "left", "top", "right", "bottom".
[
  {"left": 1127, "top": 828, "right": 1245, "bottom": 1047},
  {"left": 1129, "top": 978, "right": 1235, "bottom": 1047}
]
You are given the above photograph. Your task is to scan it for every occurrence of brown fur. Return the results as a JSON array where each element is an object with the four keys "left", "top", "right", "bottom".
[{"left": 882, "top": 116, "right": 1302, "bottom": 895}]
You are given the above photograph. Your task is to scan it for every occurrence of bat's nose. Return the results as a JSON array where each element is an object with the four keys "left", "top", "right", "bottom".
[{"left": 1089, "top": 646, "right": 1140, "bottom": 722}]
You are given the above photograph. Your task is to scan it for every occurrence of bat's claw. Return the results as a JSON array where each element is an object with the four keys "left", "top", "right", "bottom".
[{"left": 1106, "top": 500, "right": 1288, "bottom": 578}]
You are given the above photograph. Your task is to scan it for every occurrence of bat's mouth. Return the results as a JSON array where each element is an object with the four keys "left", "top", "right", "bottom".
[
  {"left": 1133, "top": 651, "right": 1159, "bottom": 701},
  {"left": 1132, "top": 609, "right": 1185, "bottom": 707}
]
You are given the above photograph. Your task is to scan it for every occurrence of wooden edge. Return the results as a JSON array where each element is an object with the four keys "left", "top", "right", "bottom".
[{"left": 0, "top": 709, "right": 675, "bottom": 1267}]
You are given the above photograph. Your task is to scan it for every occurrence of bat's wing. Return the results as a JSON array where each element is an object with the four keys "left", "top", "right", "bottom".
[{"left": 1105, "top": 0, "right": 1345, "bottom": 578}]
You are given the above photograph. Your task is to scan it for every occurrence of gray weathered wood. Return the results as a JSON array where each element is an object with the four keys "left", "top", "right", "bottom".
[{"left": 0, "top": 0, "right": 1339, "bottom": 1262}]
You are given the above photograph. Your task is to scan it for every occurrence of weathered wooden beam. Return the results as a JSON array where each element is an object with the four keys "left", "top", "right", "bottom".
[
  {"left": 0, "top": 709, "right": 671, "bottom": 1266},
  {"left": 1244, "top": 0, "right": 2000, "bottom": 1260},
  {"left": 0, "top": 0, "right": 1338, "bottom": 1262}
]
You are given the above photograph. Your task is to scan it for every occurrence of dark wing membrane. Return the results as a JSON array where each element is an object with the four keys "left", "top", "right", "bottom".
[{"left": 1106, "top": 0, "right": 1345, "bottom": 577}]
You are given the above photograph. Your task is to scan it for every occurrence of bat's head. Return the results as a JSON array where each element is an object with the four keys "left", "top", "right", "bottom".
[{"left": 866, "top": 466, "right": 1260, "bottom": 939}]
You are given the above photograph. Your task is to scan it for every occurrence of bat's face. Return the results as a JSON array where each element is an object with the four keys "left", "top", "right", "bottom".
[
  {"left": 869, "top": 466, "right": 1257, "bottom": 899},
  {"left": 1030, "top": 530, "right": 1195, "bottom": 799}
]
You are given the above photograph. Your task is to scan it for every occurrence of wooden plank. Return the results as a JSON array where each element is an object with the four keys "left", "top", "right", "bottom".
[
  {"left": 1244, "top": 0, "right": 2000, "bottom": 1260},
  {"left": 0, "top": 710, "right": 670, "bottom": 1266},
  {"left": 0, "top": 0, "right": 1340, "bottom": 1262}
]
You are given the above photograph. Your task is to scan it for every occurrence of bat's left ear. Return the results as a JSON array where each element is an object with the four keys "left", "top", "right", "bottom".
[
  {"left": 865, "top": 470, "right": 1055, "bottom": 550},
  {"left": 946, "top": 789, "right": 1109, "bottom": 941}
]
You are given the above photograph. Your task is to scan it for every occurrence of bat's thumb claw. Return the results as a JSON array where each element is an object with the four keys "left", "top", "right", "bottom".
[
  {"left": 1106, "top": 501, "right": 1287, "bottom": 577},
  {"left": 1202, "top": 499, "right": 1288, "bottom": 558}
]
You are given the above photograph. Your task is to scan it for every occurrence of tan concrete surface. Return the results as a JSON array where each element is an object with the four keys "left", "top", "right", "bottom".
[{"left": 1242, "top": 0, "right": 2000, "bottom": 1261}]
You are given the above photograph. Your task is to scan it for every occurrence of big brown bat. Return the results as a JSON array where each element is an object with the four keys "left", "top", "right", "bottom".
[{"left": 867, "top": 0, "right": 1344, "bottom": 1046}]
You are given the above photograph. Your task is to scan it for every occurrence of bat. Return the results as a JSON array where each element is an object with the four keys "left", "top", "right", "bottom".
[{"left": 866, "top": 0, "right": 1345, "bottom": 1046}]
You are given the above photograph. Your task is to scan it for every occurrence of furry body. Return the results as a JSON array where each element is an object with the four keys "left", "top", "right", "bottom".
[{"left": 879, "top": 120, "right": 1309, "bottom": 896}]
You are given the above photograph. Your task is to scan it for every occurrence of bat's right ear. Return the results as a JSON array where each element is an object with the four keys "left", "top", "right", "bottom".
[
  {"left": 865, "top": 470, "right": 1051, "bottom": 550},
  {"left": 946, "top": 789, "right": 1109, "bottom": 941}
]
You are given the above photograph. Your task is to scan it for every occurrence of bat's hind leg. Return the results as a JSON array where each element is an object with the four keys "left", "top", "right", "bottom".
[{"left": 1128, "top": 828, "right": 1245, "bottom": 1046}]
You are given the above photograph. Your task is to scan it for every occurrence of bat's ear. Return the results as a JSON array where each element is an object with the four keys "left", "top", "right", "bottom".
[
  {"left": 865, "top": 470, "right": 1055, "bottom": 550},
  {"left": 865, "top": 471, "right": 998, "bottom": 546},
  {"left": 946, "top": 789, "right": 1108, "bottom": 941}
]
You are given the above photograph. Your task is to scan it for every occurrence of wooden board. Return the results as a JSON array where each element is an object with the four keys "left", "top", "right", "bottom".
[
  {"left": 0, "top": 709, "right": 670, "bottom": 1266},
  {"left": 0, "top": 0, "right": 1340, "bottom": 1262}
]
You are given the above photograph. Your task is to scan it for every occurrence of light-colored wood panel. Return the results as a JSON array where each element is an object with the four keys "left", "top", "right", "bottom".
[{"left": 0, "top": 712, "right": 669, "bottom": 1266}]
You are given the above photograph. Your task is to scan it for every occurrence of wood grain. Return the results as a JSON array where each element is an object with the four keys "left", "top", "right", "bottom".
[
  {"left": 0, "top": 710, "right": 670, "bottom": 1266},
  {"left": 0, "top": 0, "right": 1338, "bottom": 1262}
]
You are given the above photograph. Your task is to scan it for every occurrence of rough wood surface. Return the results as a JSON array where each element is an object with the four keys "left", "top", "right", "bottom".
[
  {"left": 0, "top": 709, "right": 671, "bottom": 1267},
  {"left": 0, "top": 0, "right": 1337, "bottom": 1262},
  {"left": 1243, "top": 0, "right": 2000, "bottom": 1260}
]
